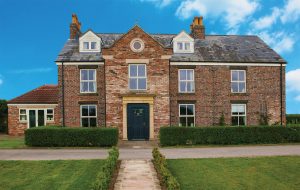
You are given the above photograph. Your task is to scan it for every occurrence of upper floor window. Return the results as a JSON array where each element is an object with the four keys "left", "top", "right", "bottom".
[
  {"left": 179, "top": 104, "right": 195, "bottom": 127},
  {"left": 231, "top": 70, "right": 246, "bottom": 93},
  {"left": 83, "top": 42, "right": 97, "bottom": 50},
  {"left": 79, "top": 30, "right": 101, "bottom": 52},
  {"left": 80, "top": 69, "right": 96, "bottom": 93},
  {"left": 129, "top": 64, "right": 147, "bottom": 90},
  {"left": 177, "top": 42, "right": 191, "bottom": 51},
  {"left": 231, "top": 104, "right": 246, "bottom": 126},
  {"left": 81, "top": 105, "right": 97, "bottom": 127},
  {"left": 173, "top": 31, "right": 194, "bottom": 53},
  {"left": 179, "top": 69, "right": 195, "bottom": 93}
]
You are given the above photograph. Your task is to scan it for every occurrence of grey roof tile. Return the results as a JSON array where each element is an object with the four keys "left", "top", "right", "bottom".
[{"left": 56, "top": 33, "right": 286, "bottom": 63}]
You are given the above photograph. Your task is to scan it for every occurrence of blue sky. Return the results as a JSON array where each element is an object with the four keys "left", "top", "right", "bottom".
[{"left": 0, "top": 0, "right": 299, "bottom": 113}]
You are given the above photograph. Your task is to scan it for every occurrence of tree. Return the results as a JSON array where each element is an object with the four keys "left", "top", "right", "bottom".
[{"left": 0, "top": 99, "right": 8, "bottom": 133}]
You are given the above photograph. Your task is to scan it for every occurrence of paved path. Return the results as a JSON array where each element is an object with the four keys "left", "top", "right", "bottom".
[
  {"left": 114, "top": 160, "right": 160, "bottom": 190},
  {"left": 0, "top": 145, "right": 299, "bottom": 160}
]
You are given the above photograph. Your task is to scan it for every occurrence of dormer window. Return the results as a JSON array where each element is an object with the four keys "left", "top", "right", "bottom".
[
  {"left": 177, "top": 42, "right": 191, "bottom": 51},
  {"left": 83, "top": 42, "right": 97, "bottom": 50},
  {"left": 173, "top": 31, "right": 194, "bottom": 53},
  {"left": 79, "top": 30, "right": 101, "bottom": 52},
  {"left": 83, "top": 42, "right": 89, "bottom": 50},
  {"left": 91, "top": 42, "right": 97, "bottom": 49}
]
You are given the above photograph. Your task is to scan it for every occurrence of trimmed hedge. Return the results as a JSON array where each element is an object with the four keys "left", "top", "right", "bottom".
[
  {"left": 286, "top": 114, "right": 300, "bottom": 124},
  {"left": 159, "top": 126, "right": 300, "bottom": 146},
  {"left": 92, "top": 147, "right": 119, "bottom": 190},
  {"left": 25, "top": 126, "right": 118, "bottom": 147},
  {"left": 152, "top": 148, "right": 180, "bottom": 190}
]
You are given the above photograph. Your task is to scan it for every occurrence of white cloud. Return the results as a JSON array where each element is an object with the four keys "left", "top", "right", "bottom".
[
  {"left": 175, "top": 0, "right": 259, "bottom": 31},
  {"left": 250, "top": 31, "right": 295, "bottom": 54},
  {"left": 8, "top": 68, "right": 53, "bottom": 74},
  {"left": 252, "top": 7, "right": 281, "bottom": 30},
  {"left": 281, "top": 0, "right": 300, "bottom": 23},
  {"left": 139, "top": 0, "right": 175, "bottom": 7},
  {"left": 287, "top": 69, "right": 300, "bottom": 101}
]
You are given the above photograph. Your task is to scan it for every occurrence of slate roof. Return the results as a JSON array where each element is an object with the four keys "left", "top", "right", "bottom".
[
  {"left": 56, "top": 33, "right": 286, "bottom": 63},
  {"left": 8, "top": 85, "right": 58, "bottom": 104}
]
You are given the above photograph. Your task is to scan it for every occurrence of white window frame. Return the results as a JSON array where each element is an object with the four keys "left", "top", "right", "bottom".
[
  {"left": 128, "top": 64, "right": 147, "bottom": 91},
  {"left": 80, "top": 69, "right": 97, "bottom": 93},
  {"left": 175, "top": 41, "right": 193, "bottom": 53},
  {"left": 80, "top": 105, "right": 97, "bottom": 127},
  {"left": 231, "top": 104, "right": 247, "bottom": 126},
  {"left": 46, "top": 109, "right": 54, "bottom": 122},
  {"left": 90, "top": 42, "right": 97, "bottom": 50},
  {"left": 83, "top": 42, "right": 89, "bottom": 50},
  {"left": 19, "top": 109, "right": 27, "bottom": 122},
  {"left": 231, "top": 70, "right": 246, "bottom": 93},
  {"left": 17, "top": 108, "right": 55, "bottom": 127},
  {"left": 82, "top": 41, "right": 97, "bottom": 51},
  {"left": 179, "top": 104, "right": 195, "bottom": 127},
  {"left": 178, "top": 69, "right": 195, "bottom": 93}
]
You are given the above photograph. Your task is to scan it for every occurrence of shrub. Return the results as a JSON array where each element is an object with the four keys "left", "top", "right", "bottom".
[
  {"left": 25, "top": 126, "right": 118, "bottom": 147},
  {"left": 152, "top": 148, "right": 180, "bottom": 190},
  {"left": 92, "top": 147, "right": 119, "bottom": 190},
  {"left": 286, "top": 114, "right": 300, "bottom": 124},
  {"left": 159, "top": 126, "right": 300, "bottom": 146}
]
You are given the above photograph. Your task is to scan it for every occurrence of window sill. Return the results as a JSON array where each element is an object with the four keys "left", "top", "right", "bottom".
[
  {"left": 79, "top": 93, "right": 99, "bottom": 96},
  {"left": 177, "top": 92, "right": 196, "bottom": 95},
  {"left": 19, "top": 121, "right": 27, "bottom": 124},
  {"left": 230, "top": 93, "right": 249, "bottom": 96}
]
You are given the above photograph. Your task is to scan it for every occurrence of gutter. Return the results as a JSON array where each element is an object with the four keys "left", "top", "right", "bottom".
[
  {"left": 280, "top": 63, "right": 283, "bottom": 126},
  {"left": 62, "top": 62, "right": 65, "bottom": 127}
]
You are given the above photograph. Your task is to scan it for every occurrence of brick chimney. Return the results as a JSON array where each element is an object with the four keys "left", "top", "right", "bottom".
[
  {"left": 190, "top": 16, "right": 205, "bottom": 39},
  {"left": 70, "top": 14, "right": 81, "bottom": 39}
]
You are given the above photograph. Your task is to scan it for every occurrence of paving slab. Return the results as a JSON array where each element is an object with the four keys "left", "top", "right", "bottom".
[{"left": 114, "top": 159, "right": 161, "bottom": 190}]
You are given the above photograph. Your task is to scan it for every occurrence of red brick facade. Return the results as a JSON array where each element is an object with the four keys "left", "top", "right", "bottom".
[
  {"left": 8, "top": 105, "right": 59, "bottom": 136},
  {"left": 7, "top": 16, "right": 286, "bottom": 138},
  {"left": 170, "top": 65, "right": 286, "bottom": 126},
  {"left": 102, "top": 26, "right": 173, "bottom": 139},
  {"left": 57, "top": 65, "right": 106, "bottom": 127}
]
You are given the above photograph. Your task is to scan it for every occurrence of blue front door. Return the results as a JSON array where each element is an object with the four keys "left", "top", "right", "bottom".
[{"left": 127, "top": 104, "right": 149, "bottom": 140}]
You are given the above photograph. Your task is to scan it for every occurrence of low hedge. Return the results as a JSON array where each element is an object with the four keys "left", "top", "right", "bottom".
[
  {"left": 25, "top": 126, "right": 118, "bottom": 147},
  {"left": 159, "top": 126, "right": 300, "bottom": 146},
  {"left": 152, "top": 148, "right": 180, "bottom": 190},
  {"left": 92, "top": 147, "right": 119, "bottom": 190}
]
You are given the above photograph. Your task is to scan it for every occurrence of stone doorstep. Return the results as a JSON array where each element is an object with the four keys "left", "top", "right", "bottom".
[{"left": 114, "top": 159, "right": 161, "bottom": 190}]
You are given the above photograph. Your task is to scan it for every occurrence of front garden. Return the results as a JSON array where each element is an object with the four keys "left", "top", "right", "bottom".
[
  {"left": 0, "top": 147, "right": 119, "bottom": 190},
  {"left": 167, "top": 156, "right": 300, "bottom": 190}
]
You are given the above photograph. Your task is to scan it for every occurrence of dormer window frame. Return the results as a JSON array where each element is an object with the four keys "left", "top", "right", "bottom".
[
  {"left": 173, "top": 31, "right": 194, "bottom": 54},
  {"left": 79, "top": 30, "right": 101, "bottom": 53}
]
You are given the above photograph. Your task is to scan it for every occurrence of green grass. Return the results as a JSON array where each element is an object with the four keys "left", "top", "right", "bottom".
[
  {"left": 167, "top": 156, "right": 300, "bottom": 190},
  {"left": 0, "top": 135, "right": 25, "bottom": 148},
  {"left": 0, "top": 159, "right": 105, "bottom": 190}
]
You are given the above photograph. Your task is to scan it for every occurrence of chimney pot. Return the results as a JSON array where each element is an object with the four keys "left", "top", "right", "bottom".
[
  {"left": 70, "top": 14, "right": 81, "bottom": 39},
  {"left": 190, "top": 16, "right": 205, "bottom": 39}
]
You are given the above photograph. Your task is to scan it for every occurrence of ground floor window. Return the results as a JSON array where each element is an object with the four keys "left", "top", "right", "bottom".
[
  {"left": 81, "top": 105, "right": 97, "bottom": 127},
  {"left": 179, "top": 104, "right": 195, "bottom": 127},
  {"left": 46, "top": 109, "right": 54, "bottom": 121},
  {"left": 231, "top": 104, "right": 246, "bottom": 126},
  {"left": 19, "top": 109, "right": 27, "bottom": 121}
]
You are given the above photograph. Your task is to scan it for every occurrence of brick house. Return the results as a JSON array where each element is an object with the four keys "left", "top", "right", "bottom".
[{"left": 8, "top": 15, "right": 286, "bottom": 139}]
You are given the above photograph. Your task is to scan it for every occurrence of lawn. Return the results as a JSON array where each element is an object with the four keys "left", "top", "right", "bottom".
[
  {"left": 0, "top": 160, "right": 105, "bottom": 190},
  {"left": 0, "top": 135, "right": 25, "bottom": 148},
  {"left": 167, "top": 156, "right": 300, "bottom": 190}
]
